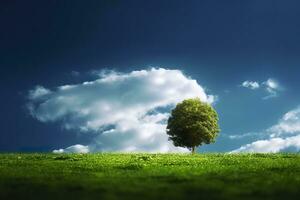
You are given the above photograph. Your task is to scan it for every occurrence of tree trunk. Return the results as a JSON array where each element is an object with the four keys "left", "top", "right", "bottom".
[{"left": 191, "top": 146, "right": 195, "bottom": 154}]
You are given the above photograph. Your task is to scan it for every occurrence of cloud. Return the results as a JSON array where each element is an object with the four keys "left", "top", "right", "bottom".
[
  {"left": 53, "top": 144, "right": 90, "bottom": 153},
  {"left": 240, "top": 78, "right": 281, "bottom": 99},
  {"left": 264, "top": 78, "right": 279, "bottom": 91},
  {"left": 262, "top": 78, "right": 280, "bottom": 99},
  {"left": 241, "top": 81, "right": 260, "bottom": 90},
  {"left": 232, "top": 107, "right": 300, "bottom": 153},
  {"left": 27, "top": 68, "right": 215, "bottom": 153},
  {"left": 227, "top": 132, "right": 259, "bottom": 139},
  {"left": 28, "top": 86, "right": 52, "bottom": 100},
  {"left": 231, "top": 135, "right": 300, "bottom": 153},
  {"left": 267, "top": 107, "right": 300, "bottom": 137}
]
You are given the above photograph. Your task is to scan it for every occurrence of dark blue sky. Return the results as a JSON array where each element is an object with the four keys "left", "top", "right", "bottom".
[{"left": 1, "top": 0, "right": 300, "bottom": 152}]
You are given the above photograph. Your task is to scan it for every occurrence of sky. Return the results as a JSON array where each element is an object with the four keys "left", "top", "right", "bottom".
[{"left": 1, "top": 0, "right": 300, "bottom": 153}]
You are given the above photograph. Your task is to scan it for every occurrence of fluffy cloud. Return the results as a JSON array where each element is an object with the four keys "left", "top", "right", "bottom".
[
  {"left": 267, "top": 107, "right": 300, "bottom": 137},
  {"left": 27, "top": 68, "right": 215, "bottom": 153},
  {"left": 240, "top": 78, "right": 281, "bottom": 99},
  {"left": 232, "top": 107, "right": 300, "bottom": 153},
  {"left": 241, "top": 81, "right": 260, "bottom": 90},
  {"left": 231, "top": 135, "right": 300, "bottom": 153}
]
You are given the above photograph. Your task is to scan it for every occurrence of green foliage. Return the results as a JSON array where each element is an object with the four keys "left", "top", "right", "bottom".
[
  {"left": 0, "top": 153, "right": 299, "bottom": 200},
  {"left": 167, "top": 98, "right": 220, "bottom": 152}
]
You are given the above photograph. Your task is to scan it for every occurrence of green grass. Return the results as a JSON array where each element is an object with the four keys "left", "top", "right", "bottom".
[{"left": 0, "top": 153, "right": 299, "bottom": 200}]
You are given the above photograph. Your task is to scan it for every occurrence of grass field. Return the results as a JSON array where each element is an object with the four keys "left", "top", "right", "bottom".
[{"left": 0, "top": 153, "right": 299, "bottom": 200}]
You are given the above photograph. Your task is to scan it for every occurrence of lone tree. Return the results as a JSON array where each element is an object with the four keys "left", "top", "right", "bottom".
[{"left": 167, "top": 98, "right": 220, "bottom": 153}]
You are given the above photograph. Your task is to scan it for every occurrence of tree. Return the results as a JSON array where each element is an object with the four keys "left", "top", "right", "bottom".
[{"left": 166, "top": 98, "right": 220, "bottom": 153}]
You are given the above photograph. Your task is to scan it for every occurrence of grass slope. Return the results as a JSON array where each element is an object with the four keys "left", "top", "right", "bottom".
[{"left": 0, "top": 153, "right": 299, "bottom": 200}]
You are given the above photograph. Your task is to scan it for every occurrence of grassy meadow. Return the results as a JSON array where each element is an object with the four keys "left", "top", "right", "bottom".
[{"left": 0, "top": 153, "right": 299, "bottom": 200}]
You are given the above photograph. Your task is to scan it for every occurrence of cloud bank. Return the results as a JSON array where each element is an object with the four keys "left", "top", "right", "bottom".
[
  {"left": 231, "top": 135, "right": 300, "bottom": 153},
  {"left": 232, "top": 107, "right": 300, "bottom": 153},
  {"left": 27, "top": 68, "right": 215, "bottom": 153}
]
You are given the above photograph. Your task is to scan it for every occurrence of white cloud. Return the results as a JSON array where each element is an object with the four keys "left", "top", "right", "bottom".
[
  {"left": 240, "top": 78, "right": 281, "bottom": 99},
  {"left": 53, "top": 144, "right": 90, "bottom": 153},
  {"left": 264, "top": 78, "right": 279, "bottom": 90},
  {"left": 28, "top": 68, "right": 215, "bottom": 153},
  {"left": 231, "top": 135, "right": 300, "bottom": 153},
  {"left": 232, "top": 107, "right": 300, "bottom": 153},
  {"left": 227, "top": 132, "right": 259, "bottom": 139},
  {"left": 28, "top": 86, "right": 52, "bottom": 100},
  {"left": 241, "top": 81, "right": 260, "bottom": 90},
  {"left": 267, "top": 107, "right": 300, "bottom": 137},
  {"left": 262, "top": 78, "right": 280, "bottom": 99}
]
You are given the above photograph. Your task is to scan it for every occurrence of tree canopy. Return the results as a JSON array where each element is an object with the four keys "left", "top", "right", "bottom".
[{"left": 167, "top": 98, "right": 220, "bottom": 153}]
